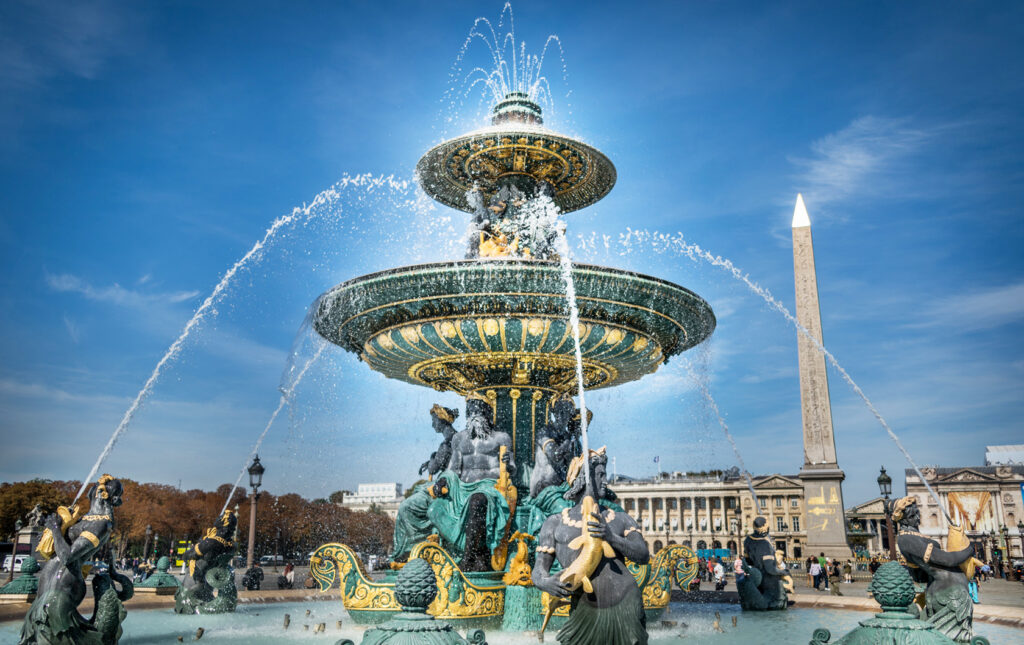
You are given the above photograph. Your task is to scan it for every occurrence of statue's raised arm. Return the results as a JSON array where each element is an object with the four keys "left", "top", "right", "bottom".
[{"left": 891, "top": 496, "right": 977, "bottom": 643}]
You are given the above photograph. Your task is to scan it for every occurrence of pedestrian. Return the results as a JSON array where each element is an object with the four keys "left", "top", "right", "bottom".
[
  {"left": 806, "top": 556, "right": 815, "bottom": 587},
  {"left": 714, "top": 559, "right": 725, "bottom": 591},
  {"left": 707, "top": 558, "right": 716, "bottom": 583},
  {"left": 843, "top": 560, "right": 853, "bottom": 583},
  {"left": 733, "top": 555, "right": 745, "bottom": 585},
  {"left": 869, "top": 557, "right": 880, "bottom": 575},
  {"left": 809, "top": 559, "right": 822, "bottom": 590},
  {"left": 284, "top": 562, "right": 295, "bottom": 588}
]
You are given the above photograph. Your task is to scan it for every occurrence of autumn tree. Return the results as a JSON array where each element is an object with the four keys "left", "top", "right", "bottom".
[{"left": 0, "top": 480, "right": 75, "bottom": 537}]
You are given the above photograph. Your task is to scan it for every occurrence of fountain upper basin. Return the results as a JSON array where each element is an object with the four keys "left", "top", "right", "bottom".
[{"left": 313, "top": 259, "right": 715, "bottom": 394}]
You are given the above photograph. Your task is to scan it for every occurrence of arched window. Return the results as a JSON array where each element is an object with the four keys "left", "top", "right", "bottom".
[
  {"left": 727, "top": 540, "right": 737, "bottom": 552},
  {"left": 712, "top": 540, "right": 722, "bottom": 549},
  {"left": 653, "top": 540, "right": 664, "bottom": 552},
  {"left": 682, "top": 540, "right": 692, "bottom": 548},
  {"left": 697, "top": 540, "right": 707, "bottom": 550}
]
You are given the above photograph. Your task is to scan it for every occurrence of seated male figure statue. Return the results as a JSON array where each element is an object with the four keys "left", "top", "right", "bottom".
[
  {"left": 392, "top": 393, "right": 513, "bottom": 571},
  {"left": 532, "top": 448, "right": 650, "bottom": 645}
]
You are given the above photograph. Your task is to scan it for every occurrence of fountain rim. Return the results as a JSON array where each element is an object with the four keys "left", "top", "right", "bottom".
[
  {"left": 415, "top": 124, "right": 617, "bottom": 215},
  {"left": 316, "top": 257, "right": 715, "bottom": 310}
]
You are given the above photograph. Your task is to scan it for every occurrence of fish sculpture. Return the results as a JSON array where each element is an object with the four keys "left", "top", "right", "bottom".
[{"left": 558, "top": 496, "right": 615, "bottom": 594}]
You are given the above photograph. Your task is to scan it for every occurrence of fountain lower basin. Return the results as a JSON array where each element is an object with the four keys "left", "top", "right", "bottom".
[{"left": 3, "top": 600, "right": 1018, "bottom": 644}]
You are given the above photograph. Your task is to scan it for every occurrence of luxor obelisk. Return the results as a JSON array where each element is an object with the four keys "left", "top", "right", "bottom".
[{"left": 792, "top": 194, "right": 849, "bottom": 558}]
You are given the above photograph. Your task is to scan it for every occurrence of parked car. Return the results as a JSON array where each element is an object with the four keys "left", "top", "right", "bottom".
[
  {"left": 259, "top": 555, "right": 285, "bottom": 567},
  {"left": 1, "top": 554, "right": 31, "bottom": 573}
]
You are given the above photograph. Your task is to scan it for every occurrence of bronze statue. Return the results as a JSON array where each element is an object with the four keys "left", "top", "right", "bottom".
[
  {"left": 533, "top": 447, "right": 650, "bottom": 644},
  {"left": 175, "top": 509, "right": 238, "bottom": 614},
  {"left": 419, "top": 404, "right": 459, "bottom": 478},
  {"left": 392, "top": 394, "right": 513, "bottom": 572},
  {"left": 736, "top": 517, "right": 789, "bottom": 611},
  {"left": 529, "top": 397, "right": 577, "bottom": 497},
  {"left": 448, "top": 394, "right": 515, "bottom": 483},
  {"left": 892, "top": 496, "right": 977, "bottom": 642},
  {"left": 21, "top": 475, "right": 132, "bottom": 645}
]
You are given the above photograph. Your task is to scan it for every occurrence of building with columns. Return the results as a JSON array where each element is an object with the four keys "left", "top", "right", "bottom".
[
  {"left": 612, "top": 469, "right": 811, "bottom": 559},
  {"left": 905, "top": 464, "right": 1024, "bottom": 562}
]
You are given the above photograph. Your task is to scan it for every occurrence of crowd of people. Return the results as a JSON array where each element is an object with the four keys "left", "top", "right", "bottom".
[{"left": 805, "top": 553, "right": 854, "bottom": 591}]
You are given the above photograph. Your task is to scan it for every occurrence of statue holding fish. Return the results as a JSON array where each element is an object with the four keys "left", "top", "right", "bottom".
[{"left": 531, "top": 447, "right": 650, "bottom": 645}]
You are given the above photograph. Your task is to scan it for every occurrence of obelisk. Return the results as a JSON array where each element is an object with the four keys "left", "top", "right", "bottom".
[{"left": 792, "top": 194, "right": 848, "bottom": 558}]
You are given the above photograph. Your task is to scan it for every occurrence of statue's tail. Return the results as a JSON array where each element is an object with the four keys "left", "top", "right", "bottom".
[{"left": 308, "top": 543, "right": 362, "bottom": 592}]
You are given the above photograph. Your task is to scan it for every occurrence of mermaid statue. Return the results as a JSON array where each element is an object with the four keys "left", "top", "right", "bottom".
[
  {"left": 175, "top": 509, "right": 238, "bottom": 614},
  {"left": 892, "top": 496, "right": 978, "bottom": 642},
  {"left": 20, "top": 474, "right": 133, "bottom": 645},
  {"left": 736, "top": 517, "right": 789, "bottom": 611}
]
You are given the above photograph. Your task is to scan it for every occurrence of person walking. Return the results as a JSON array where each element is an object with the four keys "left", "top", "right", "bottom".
[
  {"left": 843, "top": 560, "right": 853, "bottom": 583},
  {"left": 713, "top": 559, "right": 725, "bottom": 591},
  {"left": 806, "top": 556, "right": 815, "bottom": 587},
  {"left": 817, "top": 553, "right": 829, "bottom": 590},
  {"left": 809, "top": 559, "right": 822, "bottom": 591}
]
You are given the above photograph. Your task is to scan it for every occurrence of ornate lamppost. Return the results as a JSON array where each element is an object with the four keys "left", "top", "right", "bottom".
[
  {"left": 7, "top": 519, "right": 22, "bottom": 583},
  {"left": 999, "top": 525, "right": 1009, "bottom": 579},
  {"left": 142, "top": 524, "right": 152, "bottom": 562},
  {"left": 877, "top": 466, "right": 897, "bottom": 560},
  {"left": 246, "top": 455, "right": 265, "bottom": 569}
]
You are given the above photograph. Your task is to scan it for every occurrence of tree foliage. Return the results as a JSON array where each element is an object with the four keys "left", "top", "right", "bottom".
[{"left": 0, "top": 478, "right": 394, "bottom": 559}]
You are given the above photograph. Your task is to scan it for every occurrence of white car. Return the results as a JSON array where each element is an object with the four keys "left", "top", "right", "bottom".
[{"left": 1, "top": 554, "right": 31, "bottom": 573}]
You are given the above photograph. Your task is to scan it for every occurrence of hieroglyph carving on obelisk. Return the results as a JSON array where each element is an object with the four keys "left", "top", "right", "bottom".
[{"left": 792, "top": 194, "right": 848, "bottom": 558}]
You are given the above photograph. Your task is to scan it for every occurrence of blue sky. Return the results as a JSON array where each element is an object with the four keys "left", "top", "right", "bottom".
[{"left": 1, "top": 1, "right": 1022, "bottom": 508}]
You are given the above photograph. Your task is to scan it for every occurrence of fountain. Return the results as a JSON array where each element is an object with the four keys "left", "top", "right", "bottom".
[{"left": 306, "top": 87, "right": 710, "bottom": 632}]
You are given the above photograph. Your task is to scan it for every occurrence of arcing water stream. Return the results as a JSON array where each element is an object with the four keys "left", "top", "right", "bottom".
[
  {"left": 682, "top": 350, "right": 760, "bottom": 505},
  {"left": 73, "top": 174, "right": 410, "bottom": 503},
  {"left": 220, "top": 341, "right": 328, "bottom": 514},
  {"left": 607, "top": 227, "right": 951, "bottom": 522}
]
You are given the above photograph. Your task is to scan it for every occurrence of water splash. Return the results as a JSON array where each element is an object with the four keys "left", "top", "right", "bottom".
[
  {"left": 520, "top": 191, "right": 592, "bottom": 490},
  {"left": 609, "top": 228, "right": 950, "bottom": 521},
  {"left": 74, "top": 173, "right": 409, "bottom": 503},
  {"left": 682, "top": 349, "right": 759, "bottom": 506},
  {"left": 440, "top": 2, "right": 570, "bottom": 134},
  {"left": 220, "top": 340, "right": 329, "bottom": 515}
]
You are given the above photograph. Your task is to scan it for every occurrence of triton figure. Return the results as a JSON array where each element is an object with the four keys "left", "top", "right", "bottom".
[
  {"left": 736, "top": 517, "right": 789, "bottom": 611},
  {"left": 533, "top": 448, "right": 650, "bottom": 645},
  {"left": 893, "top": 496, "right": 977, "bottom": 642},
  {"left": 175, "top": 509, "right": 238, "bottom": 614},
  {"left": 21, "top": 475, "right": 132, "bottom": 645}
]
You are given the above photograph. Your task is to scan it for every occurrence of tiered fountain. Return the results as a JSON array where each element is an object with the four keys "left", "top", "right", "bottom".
[{"left": 307, "top": 92, "right": 715, "bottom": 629}]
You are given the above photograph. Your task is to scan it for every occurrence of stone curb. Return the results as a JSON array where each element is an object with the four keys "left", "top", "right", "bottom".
[{"left": 791, "top": 593, "right": 1024, "bottom": 630}]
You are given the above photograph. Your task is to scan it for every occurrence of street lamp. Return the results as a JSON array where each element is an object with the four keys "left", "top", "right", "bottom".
[
  {"left": 246, "top": 455, "right": 265, "bottom": 569},
  {"left": 7, "top": 519, "right": 22, "bottom": 583},
  {"left": 143, "top": 524, "right": 152, "bottom": 562},
  {"left": 877, "top": 466, "right": 897, "bottom": 560}
]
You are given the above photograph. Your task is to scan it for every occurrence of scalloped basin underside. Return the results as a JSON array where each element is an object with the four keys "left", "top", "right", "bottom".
[{"left": 313, "top": 260, "right": 716, "bottom": 393}]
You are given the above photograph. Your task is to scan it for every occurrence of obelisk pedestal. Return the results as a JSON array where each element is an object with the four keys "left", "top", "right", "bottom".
[{"left": 792, "top": 194, "right": 849, "bottom": 559}]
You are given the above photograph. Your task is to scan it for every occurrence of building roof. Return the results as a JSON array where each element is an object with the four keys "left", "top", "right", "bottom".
[
  {"left": 985, "top": 444, "right": 1024, "bottom": 465},
  {"left": 904, "top": 465, "right": 1024, "bottom": 477}
]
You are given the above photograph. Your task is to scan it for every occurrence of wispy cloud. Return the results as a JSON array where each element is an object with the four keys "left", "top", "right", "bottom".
[
  {"left": 790, "top": 116, "right": 932, "bottom": 215},
  {"left": 913, "top": 281, "right": 1024, "bottom": 331},
  {"left": 45, "top": 272, "right": 199, "bottom": 307},
  {"left": 62, "top": 313, "right": 80, "bottom": 343}
]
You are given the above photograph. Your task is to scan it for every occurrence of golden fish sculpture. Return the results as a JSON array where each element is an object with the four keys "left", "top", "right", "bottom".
[{"left": 558, "top": 496, "right": 615, "bottom": 594}]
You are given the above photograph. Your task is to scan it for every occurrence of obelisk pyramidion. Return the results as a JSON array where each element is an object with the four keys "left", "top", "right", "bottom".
[{"left": 792, "top": 194, "right": 849, "bottom": 559}]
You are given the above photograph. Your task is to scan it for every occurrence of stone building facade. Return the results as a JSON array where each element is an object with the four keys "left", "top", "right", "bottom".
[
  {"left": 611, "top": 470, "right": 813, "bottom": 559},
  {"left": 905, "top": 465, "right": 1024, "bottom": 562}
]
